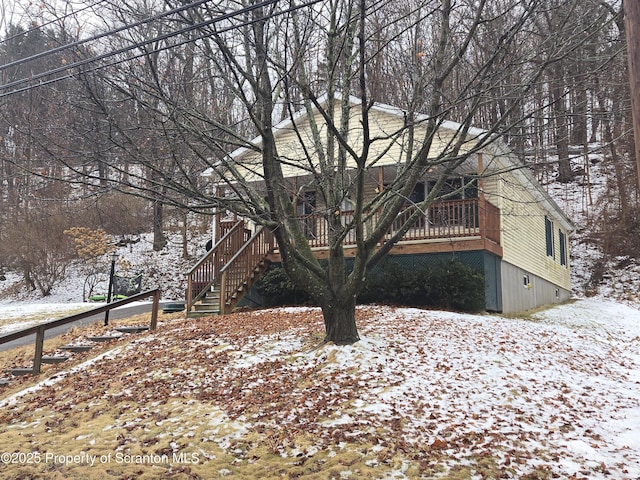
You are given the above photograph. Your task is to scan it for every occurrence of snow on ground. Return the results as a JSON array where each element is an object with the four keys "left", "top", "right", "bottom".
[
  {"left": 0, "top": 302, "right": 91, "bottom": 335},
  {"left": 0, "top": 230, "right": 207, "bottom": 332},
  {"left": 0, "top": 230, "right": 210, "bottom": 307},
  {"left": 336, "top": 300, "right": 640, "bottom": 478},
  {"left": 1, "top": 151, "right": 640, "bottom": 477},
  {"left": 0, "top": 299, "right": 639, "bottom": 478},
  {"left": 0, "top": 301, "right": 159, "bottom": 336}
]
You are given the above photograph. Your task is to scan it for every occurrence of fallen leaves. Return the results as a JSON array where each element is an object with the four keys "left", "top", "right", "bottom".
[{"left": 0, "top": 304, "right": 639, "bottom": 479}]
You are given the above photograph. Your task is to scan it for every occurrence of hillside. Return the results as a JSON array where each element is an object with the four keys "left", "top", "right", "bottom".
[
  {"left": 1, "top": 147, "right": 639, "bottom": 479},
  {"left": 0, "top": 300, "right": 639, "bottom": 479}
]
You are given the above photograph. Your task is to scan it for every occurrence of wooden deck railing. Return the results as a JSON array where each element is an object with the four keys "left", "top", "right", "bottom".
[
  {"left": 186, "top": 220, "right": 248, "bottom": 313},
  {"left": 0, "top": 289, "right": 161, "bottom": 375},
  {"left": 298, "top": 198, "right": 500, "bottom": 248},
  {"left": 186, "top": 199, "right": 499, "bottom": 315},
  {"left": 219, "top": 226, "right": 275, "bottom": 314},
  {"left": 483, "top": 201, "right": 501, "bottom": 244}
]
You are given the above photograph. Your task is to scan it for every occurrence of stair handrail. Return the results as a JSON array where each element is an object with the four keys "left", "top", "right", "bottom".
[
  {"left": 186, "top": 220, "right": 246, "bottom": 312},
  {"left": 218, "top": 225, "right": 275, "bottom": 314}
]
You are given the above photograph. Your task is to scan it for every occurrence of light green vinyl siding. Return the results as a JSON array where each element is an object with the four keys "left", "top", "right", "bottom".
[
  {"left": 227, "top": 102, "right": 476, "bottom": 183},
  {"left": 491, "top": 170, "right": 571, "bottom": 290}
]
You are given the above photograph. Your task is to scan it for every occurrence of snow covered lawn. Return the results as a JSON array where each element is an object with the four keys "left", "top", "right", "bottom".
[{"left": 0, "top": 298, "right": 638, "bottom": 479}]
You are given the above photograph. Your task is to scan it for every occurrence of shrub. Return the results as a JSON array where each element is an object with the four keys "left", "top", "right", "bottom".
[
  {"left": 64, "top": 227, "right": 114, "bottom": 261},
  {"left": 2, "top": 205, "right": 76, "bottom": 296},
  {"left": 359, "top": 261, "right": 420, "bottom": 305},
  {"left": 359, "top": 258, "right": 485, "bottom": 312},
  {"left": 255, "top": 266, "right": 311, "bottom": 307},
  {"left": 420, "top": 259, "right": 485, "bottom": 312},
  {"left": 257, "top": 258, "right": 485, "bottom": 313}
]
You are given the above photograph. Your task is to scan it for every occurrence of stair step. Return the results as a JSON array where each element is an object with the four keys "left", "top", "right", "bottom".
[
  {"left": 60, "top": 344, "right": 94, "bottom": 353},
  {"left": 86, "top": 335, "right": 122, "bottom": 342},
  {"left": 114, "top": 326, "right": 149, "bottom": 334},
  {"left": 200, "top": 293, "right": 220, "bottom": 302},
  {"left": 196, "top": 303, "right": 219, "bottom": 310},
  {"left": 187, "top": 252, "right": 269, "bottom": 317},
  {"left": 41, "top": 355, "right": 71, "bottom": 364},
  {"left": 6, "top": 368, "right": 35, "bottom": 376},
  {"left": 198, "top": 304, "right": 219, "bottom": 310},
  {"left": 199, "top": 296, "right": 220, "bottom": 303},
  {"left": 194, "top": 302, "right": 220, "bottom": 310},
  {"left": 201, "top": 300, "right": 220, "bottom": 305},
  {"left": 192, "top": 311, "right": 220, "bottom": 317},
  {"left": 187, "top": 310, "right": 219, "bottom": 318},
  {"left": 0, "top": 378, "right": 11, "bottom": 387}
]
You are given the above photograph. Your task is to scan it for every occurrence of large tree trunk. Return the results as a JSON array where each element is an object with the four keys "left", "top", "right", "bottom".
[
  {"left": 153, "top": 198, "right": 166, "bottom": 251},
  {"left": 321, "top": 295, "right": 360, "bottom": 345},
  {"left": 552, "top": 64, "right": 574, "bottom": 183}
]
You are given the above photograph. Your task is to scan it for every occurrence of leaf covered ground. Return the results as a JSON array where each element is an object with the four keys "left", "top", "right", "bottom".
[{"left": 0, "top": 299, "right": 639, "bottom": 479}]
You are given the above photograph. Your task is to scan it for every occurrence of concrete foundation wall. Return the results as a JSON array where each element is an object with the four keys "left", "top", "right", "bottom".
[{"left": 500, "top": 260, "right": 571, "bottom": 313}]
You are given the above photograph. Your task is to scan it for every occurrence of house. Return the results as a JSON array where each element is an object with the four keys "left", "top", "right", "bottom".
[{"left": 187, "top": 96, "right": 573, "bottom": 316}]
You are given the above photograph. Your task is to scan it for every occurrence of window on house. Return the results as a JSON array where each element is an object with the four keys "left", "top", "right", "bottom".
[
  {"left": 409, "top": 182, "right": 426, "bottom": 204},
  {"left": 545, "top": 216, "right": 555, "bottom": 258},
  {"left": 442, "top": 177, "right": 463, "bottom": 199},
  {"left": 296, "top": 191, "right": 316, "bottom": 216},
  {"left": 523, "top": 274, "right": 530, "bottom": 288},
  {"left": 462, "top": 177, "right": 478, "bottom": 199},
  {"left": 427, "top": 177, "right": 478, "bottom": 200},
  {"left": 559, "top": 230, "right": 567, "bottom": 266}
]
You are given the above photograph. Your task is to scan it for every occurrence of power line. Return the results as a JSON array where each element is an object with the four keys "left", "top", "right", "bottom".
[
  {"left": 0, "top": 0, "right": 324, "bottom": 99},
  {"left": 0, "top": 0, "right": 282, "bottom": 98},
  {"left": 0, "top": 0, "right": 215, "bottom": 71}
]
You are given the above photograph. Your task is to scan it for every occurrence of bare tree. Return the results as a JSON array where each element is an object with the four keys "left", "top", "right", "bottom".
[
  {"left": 2, "top": 0, "right": 623, "bottom": 340},
  {"left": 85, "top": 0, "right": 606, "bottom": 344},
  {"left": 625, "top": 0, "right": 640, "bottom": 190}
]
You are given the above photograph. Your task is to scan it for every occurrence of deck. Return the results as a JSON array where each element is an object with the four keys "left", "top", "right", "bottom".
[{"left": 269, "top": 198, "right": 502, "bottom": 260}]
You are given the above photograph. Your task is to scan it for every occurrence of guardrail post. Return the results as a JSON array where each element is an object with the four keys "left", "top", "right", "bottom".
[
  {"left": 33, "top": 325, "right": 45, "bottom": 375},
  {"left": 150, "top": 289, "right": 160, "bottom": 330}
]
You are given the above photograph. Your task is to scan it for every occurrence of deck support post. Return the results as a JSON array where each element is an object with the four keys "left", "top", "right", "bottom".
[{"left": 477, "top": 153, "right": 487, "bottom": 238}]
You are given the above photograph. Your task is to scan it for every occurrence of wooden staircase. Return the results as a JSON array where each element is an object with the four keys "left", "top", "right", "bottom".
[
  {"left": 186, "top": 221, "right": 275, "bottom": 317},
  {"left": 189, "top": 287, "right": 222, "bottom": 317}
]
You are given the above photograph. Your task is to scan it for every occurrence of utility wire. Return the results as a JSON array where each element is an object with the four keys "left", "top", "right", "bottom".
[
  {"left": 0, "top": 0, "right": 324, "bottom": 99},
  {"left": 0, "top": 0, "right": 283, "bottom": 97},
  {"left": 0, "top": 0, "right": 216, "bottom": 71}
]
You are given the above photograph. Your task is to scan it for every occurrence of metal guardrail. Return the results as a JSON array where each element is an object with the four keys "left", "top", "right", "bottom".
[{"left": 0, "top": 288, "right": 161, "bottom": 375}]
